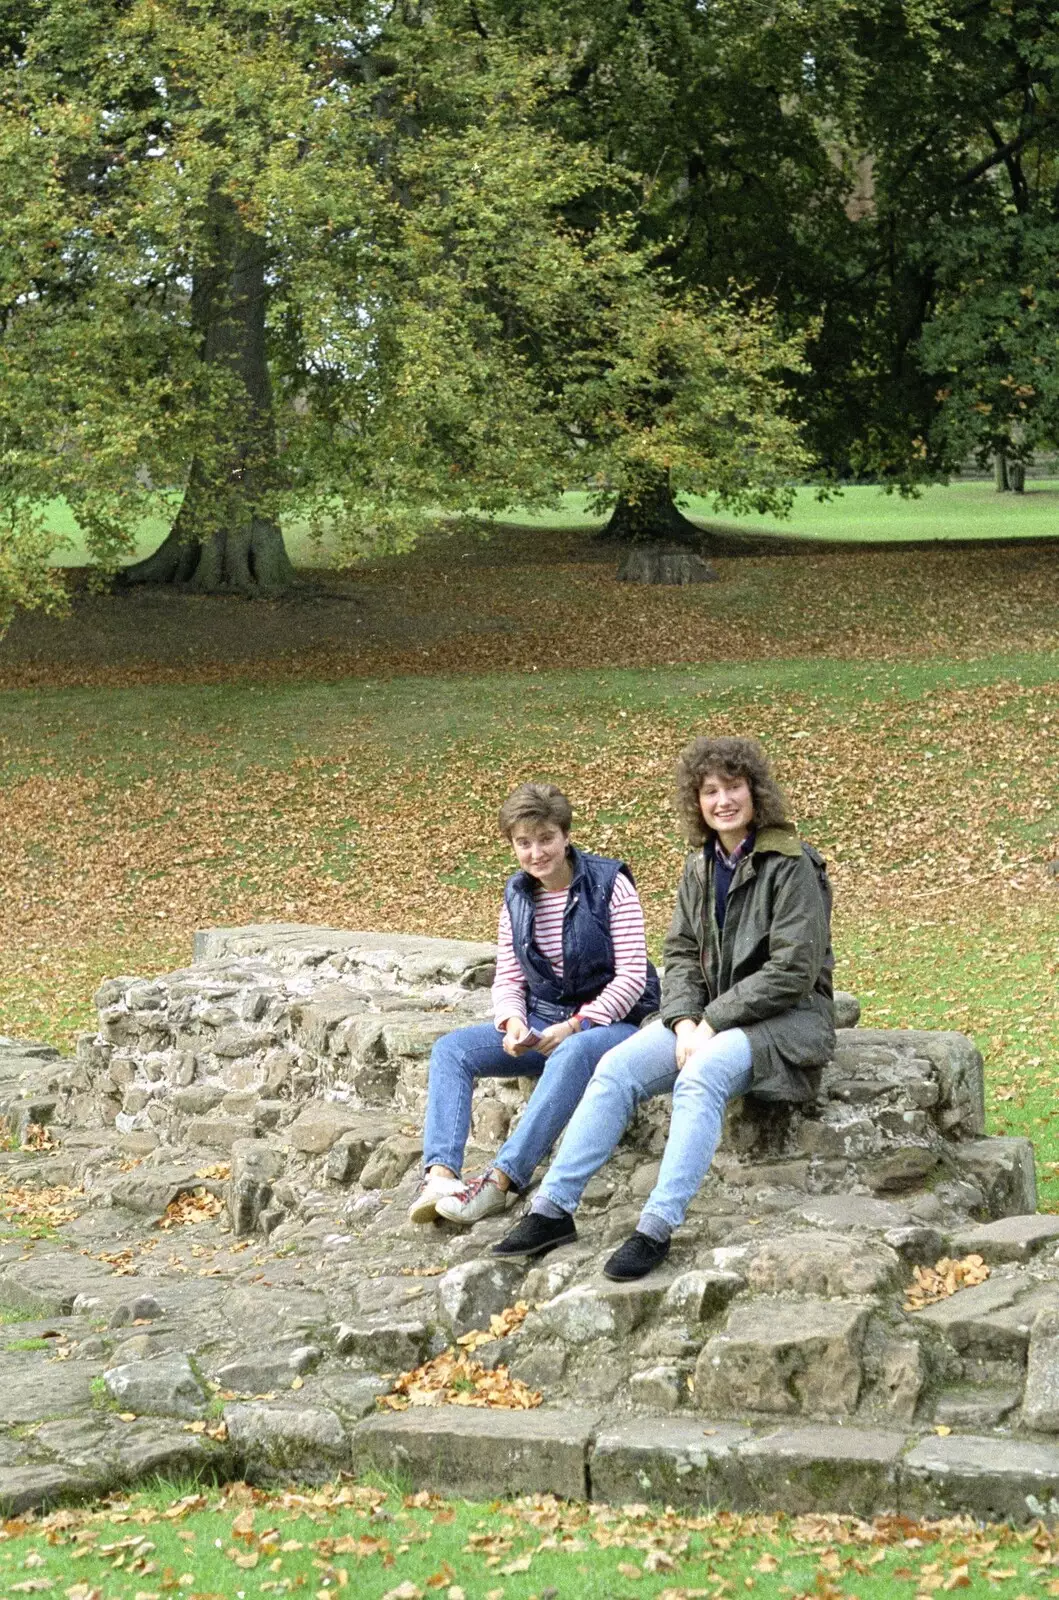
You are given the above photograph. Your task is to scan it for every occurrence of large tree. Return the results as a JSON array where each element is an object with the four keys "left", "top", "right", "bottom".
[
  {"left": 0, "top": 0, "right": 810, "bottom": 614},
  {"left": 486, "top": 0, "right": 1059, "bottom": 517}
]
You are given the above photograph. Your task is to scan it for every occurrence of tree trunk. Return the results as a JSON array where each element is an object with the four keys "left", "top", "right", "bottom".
[
  {"left": 994, "top": 451, "right": 1010, "bottom": 492},
  {"left": 597, "top": 468, "right": 703, "bottom": 545},
  {"left": 118, "top": 191, "right": 295, "bottom": 595},
  {"left": 1009, "top": 460, "right": 1026, "bottom": 492}
]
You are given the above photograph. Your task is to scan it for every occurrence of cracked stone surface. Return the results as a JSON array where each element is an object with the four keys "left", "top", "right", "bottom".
[{"left": 0, "top": 926, "right": 1054, "bottom": 1519}]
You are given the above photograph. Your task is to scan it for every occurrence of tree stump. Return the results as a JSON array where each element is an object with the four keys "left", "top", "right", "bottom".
[{"left": 616, "top": 544, "right": 719, "bottom": 586}]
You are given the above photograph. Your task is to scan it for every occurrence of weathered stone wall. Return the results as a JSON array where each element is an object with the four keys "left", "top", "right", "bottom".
[
  {"left": 1, "top": 925, "right": 1058, "bottom": 1521},
  {"left": 63, "top": 924, "right": 1019, "bottom": 1226}
]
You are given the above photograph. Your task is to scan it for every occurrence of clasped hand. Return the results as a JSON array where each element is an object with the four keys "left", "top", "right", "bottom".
[
  {"left": 673, "top": 1016, "right": 716, "bottom": 1070},
  {"left": 503, "top": 1018, "right": 577, "bottom": 1059}
]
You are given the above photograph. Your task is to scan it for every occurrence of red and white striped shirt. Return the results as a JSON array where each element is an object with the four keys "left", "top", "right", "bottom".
[{"left": 492, "top": 873, "right": 648, "bottom": 1030}]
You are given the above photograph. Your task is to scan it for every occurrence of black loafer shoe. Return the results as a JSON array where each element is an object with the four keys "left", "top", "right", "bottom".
[
  {"left": 603, "top": 1230, "right": 670, "bottom": 1281},
  {"left": 492, "top": 1211, "right": 576, "bottom": 1258}
]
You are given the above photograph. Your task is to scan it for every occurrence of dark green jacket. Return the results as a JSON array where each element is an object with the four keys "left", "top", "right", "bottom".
[{"left": 659, "top": 824, "right": 835, "bottom": 1102}]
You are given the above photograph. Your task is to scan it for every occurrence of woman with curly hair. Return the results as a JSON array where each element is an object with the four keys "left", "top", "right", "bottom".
[{"left": 494, "top": 736, "right": 834, "bottom": 1279}]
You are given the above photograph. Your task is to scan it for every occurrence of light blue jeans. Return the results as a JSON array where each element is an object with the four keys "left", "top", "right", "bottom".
[
  {"left": 422, "top": 1017, "right": 638, "bottom": 1191},
  {"left": 534, "top": 1018, "right": 752, "bottom": 1237}
]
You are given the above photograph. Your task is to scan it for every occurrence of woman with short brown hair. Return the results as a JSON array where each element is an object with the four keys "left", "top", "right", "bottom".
[{"left": 410, "top": 781, "right": 660, "bottom": 1228}]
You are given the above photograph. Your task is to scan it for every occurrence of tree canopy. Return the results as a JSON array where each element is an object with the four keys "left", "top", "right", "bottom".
[
  {"left": 0, "top": 0, "right": 810, "bottom": 613},
  {"left": 486, "top": 0, "right": 1059, "bottom": 487}
]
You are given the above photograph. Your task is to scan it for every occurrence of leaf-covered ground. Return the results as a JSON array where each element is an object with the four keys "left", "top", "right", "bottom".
[
  {"left": 2, "top": 1478, "right": 1059, "bottom": 1599},
  {"left": 2, "top": 650, "right": 1058, "bottom": 1200},
  {"left": 4, "top": 529, "right": 1059, "bottom": 688}
]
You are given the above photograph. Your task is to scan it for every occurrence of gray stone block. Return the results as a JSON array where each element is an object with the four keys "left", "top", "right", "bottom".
[
  {"left": 106, "top": 1417, "right": 229, "bottom": 1485},
  {"left": 796, "top": 1194, "right": 913, "bottom": 1234},
  {"left": 0, "top": 1464, "right": 104, "bottom": 1514},
  {"left": 830, "top": 1028, "right": 984, "bottom": 1136},
  {"left": 911, "top": 1277, "right": 1059, "bottom": 1357},
  {"left": 949, "top": 1213, "right": 1059, "bottom": 1264},
  {"left": 353, "top": 1405, "right": 600, "bottom": 1500},
  {"left": 953, "top": 1137, "right": 1037, "bottom": 1218},
  {"left": 104, "top": 1353, "right": 208, "bottom": 1419},
  {"left": 529, "top": 1276, "right": 669, "bottom": 1344},
  {"left": 746, "top": 1233, "right": 900, "bottom": 1297},
  {"left": 628, "top": 1366, "right": 690, "bottom": 1411},
  {"left": 334, "top": 1318, "right": 431, "bottom": 1371},
  {"left": 901, "top": 1434, "right": 1059, "bottom": 1522},
  {"left": 662, "top": 1270, "right": 745, "bottom": 1322},
  {"left": 861, "top": 1145, "right": 939, "bottom": 1193},
  {"left": 1022, "top": 1307, "right": 1059, "bottom": 1430},
  {"left": 590, "top": 1418, "right": 753, "bottom": 1507},
  {"left": 227, "top": 1138, "right": 287, "bottom": 1236},
  {"left": 735, "top": 1425, "right": 905, "bottom": 1516},
  {"left": 225, "top": 1402, "right": 348, "bottom": 1472},
  {"left": 0, "top": 1355, "right": 101, "bottom": 1422},
  {"left": 185, "top": 1116, "right": 255, "bottom": 1151},
  {"left": 213, "top": 1345, "right": 321, "bottom": 1395},
  {"left": 317, "top": 1372, "right": 391, "bottom": 1421},
  {"left": 833, "top": 991, "right": 860, "bottom": 1029},
  {"left": 286, "top": 1103, "right": 363, "bottom": 1155},
  {"left": 359, "top": 1135, "right": 423, "bottom": 1191},
  {"left": 107, "top": 1165, "right": 208, "bottom": 1218},
  {"left": 436, "top": 1258, "right": 527, "bottom": 1338},
  {"left": 697, "top": 1299, "right": 870, "bottom": 1418},
  {"left": 934, "top": 1387, "right": 1021, "bottom": 1429}
]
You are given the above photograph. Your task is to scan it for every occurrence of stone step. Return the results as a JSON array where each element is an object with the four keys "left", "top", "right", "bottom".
[
  {"left": 350, "top": 1408, "right": 1059, "bottom": 1523},
  {"left": 949, "top": 1213, "right": 1059, "bottom": 1264},
  {"left": 353, "top": 1404, "right": 601, "bottom": 1501}
]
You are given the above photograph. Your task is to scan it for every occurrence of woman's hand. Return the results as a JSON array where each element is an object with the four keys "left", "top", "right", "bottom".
[
  {"left": 502, "top": 1018, "right": 530, "bottom": 1058},
  {"left": 536, "top": 1019, "right": 578, "bottom": 1058},
  {"left": 674, "top": 1017, "right": 715, "bottom": 1070}
]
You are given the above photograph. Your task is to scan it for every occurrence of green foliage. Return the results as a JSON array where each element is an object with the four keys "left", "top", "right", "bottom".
[
  {"left": 487, "top": 0, "right": 1059, "bottom": 487},
  {"left": 0, "top": 0, "right": 808, "bottom": 610}
]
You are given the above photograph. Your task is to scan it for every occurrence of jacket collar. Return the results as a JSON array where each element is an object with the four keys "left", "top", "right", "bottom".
[
  {"left": 691, "top": 823, "right": 802, "bottom": 878},
  {"left": 752, "top": 824, "right": 803, "bottom": 859}
]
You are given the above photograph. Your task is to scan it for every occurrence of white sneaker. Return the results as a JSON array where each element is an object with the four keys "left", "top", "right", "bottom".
[
  {"left": 408, "top": 1172, "right": 464, "bottom": 1224},
  {"left": 435, "top": 1171, "right": 512, "bottom": 1225}
]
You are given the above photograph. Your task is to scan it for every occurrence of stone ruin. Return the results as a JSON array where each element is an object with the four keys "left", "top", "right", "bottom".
[{"left": 1, "top": 924, "right": 1059, "bottom": 1520}]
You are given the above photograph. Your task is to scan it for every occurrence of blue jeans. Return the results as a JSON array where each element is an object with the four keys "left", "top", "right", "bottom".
[
  {"left": 535, "top": 1019, "right": 752, "bottom": 1235},
  {"left": 422, "top": 1017, "right": 638, "bottom": 1191}
]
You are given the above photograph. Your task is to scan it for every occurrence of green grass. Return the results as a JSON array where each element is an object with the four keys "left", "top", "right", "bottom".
[
  {"left": 5, "top": 649, "right": 1059, "bottom": 776},
  {"left": 39, "top": 497, "right": 338, "bottom": 568},
  {"left": 0, "top": 1475, "right": 1053, "bottom": 1598},
  {"left": 492, "top": 481, "right": 1059, "bottom": 542},
  {"left": 39, "top": 479, "right": 1059, "bottom": 566},
  {"left": 0, "top": 1305, "right": 40, "bottom": 1325}
]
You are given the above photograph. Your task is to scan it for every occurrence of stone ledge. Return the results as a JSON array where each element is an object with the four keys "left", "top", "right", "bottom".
[
  {"left": 352, "top": 1406, "right": 602, "bottom": 1501},
  {"left": 589, "top": 1418, "right": 753, "bottom": 1506},
  {"left": 352, "top": 1410, "right": 1059, "bottom": 1522},
  {"left": 6, "top": 1395, "right": 1059, "bottom": 1522},
  {"left": 901, "top": 1433, "right": 1059, "bottom": 1522},
  {"left": 733, "top": 1425, "right": 905, "bottom": 1516}
]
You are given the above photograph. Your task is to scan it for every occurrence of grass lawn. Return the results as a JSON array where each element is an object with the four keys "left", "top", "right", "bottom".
[
  {"left": 40, "top": 479, "right": 1059, "bottom": 568},
  {"left": 485, "top": 480, "right": 1059, "bottom": 541},
  {"left": 0, "top": 1475, "right": 1055, "bottom": 1598}
]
